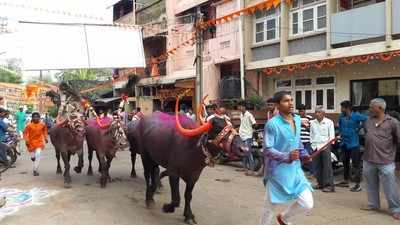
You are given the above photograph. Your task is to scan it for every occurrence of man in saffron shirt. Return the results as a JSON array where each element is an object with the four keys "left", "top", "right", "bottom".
[{"left": 24, "top": 112, "right": 48, "bottom": 176}]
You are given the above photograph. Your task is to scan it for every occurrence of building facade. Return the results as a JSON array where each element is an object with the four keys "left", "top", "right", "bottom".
[
  {"left": 244, "top": 0, "right": 400, "bottom": 116},
  {"left": 113, "top": 0, "right": 242, "bottom": 114}
]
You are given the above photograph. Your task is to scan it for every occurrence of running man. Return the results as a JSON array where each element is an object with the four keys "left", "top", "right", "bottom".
[{"left": 260, "top": 91, "right": 313, "bottom": 225}]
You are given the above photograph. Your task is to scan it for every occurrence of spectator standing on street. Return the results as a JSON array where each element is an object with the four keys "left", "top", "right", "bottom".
[
  {"left": 362, "top": 98, "right": 400, "bottom": 220},
  {"left": 258, "top": 98, "right": 278, "bottom": 178},
  {"left": 186, "top": 108, "right": 196, "bottom": 121},
  {"left": 238, "top": 102, "right": 257, "bottom": 176},
  {"left": 337, "top": 100, "right": 367, "bottom": 192},
  {"left": 310, "top": 107, "right": 335, "bottom": 192},
  {"left": 297, "top": 104, "right": 314, "bottom": 176},
  {"left": 15, "top": 107, "right": 26, "bottom": 137}
]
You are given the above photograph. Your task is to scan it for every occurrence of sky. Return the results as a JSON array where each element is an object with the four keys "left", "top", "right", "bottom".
[{"left": 0, "top": 0, "right": 120, "bottom": 81}]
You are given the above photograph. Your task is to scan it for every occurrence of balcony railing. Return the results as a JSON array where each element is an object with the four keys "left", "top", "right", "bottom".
[{"left": 331, "top": 1, "right": 386, "bottom": 45}]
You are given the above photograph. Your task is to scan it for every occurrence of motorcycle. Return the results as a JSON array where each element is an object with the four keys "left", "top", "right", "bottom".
[
  {"left": 217, "top": 128, "right": 264, "bottom": 172},
  {"left": 3, "top": 130, "right": 21, "bottom": 166}
]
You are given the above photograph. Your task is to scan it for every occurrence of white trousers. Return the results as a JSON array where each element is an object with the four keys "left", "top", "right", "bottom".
[
  {"left": 30, "top": 148, "right": 42, "bottom": 171},
  {"left": 260, "top": 188, "right": 313, "bottom": 225}
]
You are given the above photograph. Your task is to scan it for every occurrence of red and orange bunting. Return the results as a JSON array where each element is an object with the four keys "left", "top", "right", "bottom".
[{"left": 262, "top": 50, "right": 400, "bottom": 76}]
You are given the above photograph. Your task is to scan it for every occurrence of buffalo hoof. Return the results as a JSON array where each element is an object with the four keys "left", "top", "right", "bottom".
[
  {"left": 184, "top": 217, "right": 197, "bottom": 225},
  {"left": 74, "top": 166, "right": 82, "bottom": 174},
  {"left": 56, "top": 168, "right": 62, "bottom": 174},
  {"left": 100, "top": 180, "right": 107, "bottom": 188},
  {"left": 87, "top": 169, "right": 93, "bottom": 176},
  {"left": 146, "top": 199, "right": 156, "bottom": 209},
  {"left": 162, "top": 203, "right": 176, "bottom": 213},
  {"left": 130, "top": 171, "right": 137, "bottom": 178},
  {"left": 64, "top": 182, "right": 71, "bottom": 189}
]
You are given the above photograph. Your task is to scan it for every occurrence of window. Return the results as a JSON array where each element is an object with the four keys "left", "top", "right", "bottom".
[
  {"left": 351, "top": 78, "right": 400, "bottom": 110},
  {"left": 253, "top": 7, "right": 280, "bottom": 43},
  {"left": 275, "top": 75, "right": 336, "bottom": 112},
  {"left": 290, "top": 1, "right": 326, "bottom": 36}
]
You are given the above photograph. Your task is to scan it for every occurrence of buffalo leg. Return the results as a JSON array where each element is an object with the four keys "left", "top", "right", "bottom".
[
  {"left": 56, "top": 149, "right": 62, "bottom": 174},
  {"left": 98, "top": 153, "right": 108, "bottom": 188},
  {"left": 61, "top": 151, "right": 71, "bottom": 188},
  {"left": 106, "top": 155, "right": 113, "bottom": 183},
  {"left": 183, "top": 181, "right": 197, "bottom": 224},
  {"left": 142, "top": 153, "right": 158, "bottom": 209},
  {"left": 74, "top": 148, "right": 84, "bottom": 174},
  {"left": 130, "top": 147, "right": 137, "bottom": 178},
  {"left": 163, "top": 175, "right": 180, "bottom": 213},
  {"left": 87, "top": 148, "right": 94, "bottom": 176}
]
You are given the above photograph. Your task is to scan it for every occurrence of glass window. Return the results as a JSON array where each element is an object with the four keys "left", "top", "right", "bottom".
[
  {"left": 303, "top": 8, "right": 314, "bottom": 32},
  {"left": 255, "top": 22, "right": 264, "bottom": 43},
  {"left": 303, "top": 0, "right": 315, "bottom": 5},
  {"left": 316, "top": 76, "right": 335, "bottom": 84},
  {"left": 316, "top": 89, "right": 324, "bottom": 106},
  {"left": 317, "top": 5, "right": 326, "bottom": 29},
  {"left": 295, "top": 78, "right": 312, "bottom": 86},
  {"left": 266, "top": 19, "right": 276, "bottom": 40},
  {"left": 266, "top": 8, "right": 276, "bottom": 17},
  {"left": 255, "top": 10, "right": 265, "bottom": 19},
  {"left": 305, "top": 90, "right": 312, "bottom": 109},
  {"left": 327, "top": 89, "right": 335, "bottom": 110},
  {"left": 292, "top": 12, "right": 299, "bottom": 35},
  {"left": 277, "top": 80, "right": 292, "bottom": 88},
  {"left": 296, "top": 91, "right": 302, "bottom": 108},
  {"left": 351, "top": 78, "right": 400, "bottom": 110},
  {"left": 292, "top": 0, "right": 300, "bottom": 8}
]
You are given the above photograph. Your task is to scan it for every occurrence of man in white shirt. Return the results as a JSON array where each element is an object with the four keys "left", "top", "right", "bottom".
[
  {"left": 310, "top": 106, "right": 335, "bottom": 192},
  {"left": 238, "top": 102, "right": 256, "bottom": 175}
]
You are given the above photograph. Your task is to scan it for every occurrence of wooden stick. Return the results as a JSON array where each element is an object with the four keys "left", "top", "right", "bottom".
[{"left": 310, "top": 137, "right": 338, "bottom": 159}]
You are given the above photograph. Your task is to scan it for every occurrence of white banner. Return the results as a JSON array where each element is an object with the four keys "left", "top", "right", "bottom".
[{"left": 19, "top": 22, "right": 145, "bottom": 70}]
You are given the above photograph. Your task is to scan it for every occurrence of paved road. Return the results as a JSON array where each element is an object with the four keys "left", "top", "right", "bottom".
[{"left": 0, "top": 143, "right": 399, "bottom": 225}]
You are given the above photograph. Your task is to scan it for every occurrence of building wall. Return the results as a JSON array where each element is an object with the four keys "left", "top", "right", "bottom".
[
  {"left": 259, "top": 60, "right": 400, "bottom": 113},
  {"left": 252, "top": 44, "right": 280, "bottom": 61},
  {"left": 288, "top": 34, "right": 326, "bottom": 56},
  {"left": 394, "top": 0, "right": 400, "bottom": 35}
]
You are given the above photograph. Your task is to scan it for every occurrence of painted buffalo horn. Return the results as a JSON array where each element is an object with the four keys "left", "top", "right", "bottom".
[
  {"left": 197, "top": 95, "right": 208, "bottom": 125},
  {"left": 175, "top": 95, "right": 212, "bottom": 137}
]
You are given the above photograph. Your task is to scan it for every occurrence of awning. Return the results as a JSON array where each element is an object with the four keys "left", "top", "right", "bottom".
[
  {"left": 175, "top": 78, "right": 195, "bottom": 89},
  {"left": 94, "top": 97, "right": 121, "bottom": 104},
  {"left": 137, "top": 73, "right": 196, "bottom": 86}
]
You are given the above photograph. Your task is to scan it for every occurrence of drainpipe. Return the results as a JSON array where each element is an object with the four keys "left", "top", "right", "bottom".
[
  {"left": 238, "top": 0, "right": 245, "bottom": 99},
  {"left": 385, "top": 0, "right": 392, "bottom": 48}
]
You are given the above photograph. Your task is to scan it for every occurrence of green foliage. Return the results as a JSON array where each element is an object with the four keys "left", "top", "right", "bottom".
[
  {"left": 26, "top": 104, "right": 34, "bottom": 113},
  {"left": 248, "top": 94, "right": 264, "bottom": 110},
  {"left": 56, "top": 69, "right": 112, "bottom": 81},
  {"left": 0, "top": 67, "right": 22, "bottom": 84},
  {"left": 48, "top": 105, "right": 58, "bottom": 118}
]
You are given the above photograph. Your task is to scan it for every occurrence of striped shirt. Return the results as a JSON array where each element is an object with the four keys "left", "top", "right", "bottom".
[{"left": 300, "top": 115, "right": 313, "bottom": 144}]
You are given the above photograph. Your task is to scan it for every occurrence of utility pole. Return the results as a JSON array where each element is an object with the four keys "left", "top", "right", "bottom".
[
  {"left": 39, "top": 70, "right": 43, "bottom": 113},
  {"left": 195, "top": 7, "right": 203, "bottom": 111}
]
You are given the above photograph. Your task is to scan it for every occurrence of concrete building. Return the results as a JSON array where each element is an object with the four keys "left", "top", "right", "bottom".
[
  {"left": 113, "top": 0, "right": 242, "bottom": 114},
  {"left": 244, "top": 0, "right": 400, "bottom": 116}
]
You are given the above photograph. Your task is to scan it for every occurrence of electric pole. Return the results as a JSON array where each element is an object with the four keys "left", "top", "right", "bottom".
[{"left": 195, "top": 7, "right": 203, "bottom": 112}]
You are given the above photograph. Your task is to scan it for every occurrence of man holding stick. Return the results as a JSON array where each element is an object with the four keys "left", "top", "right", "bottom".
[
  {"left": 310, "top": 106, "right": 335, "bottom": 192},
  {"left": 260, "top": 91, "right": 313, "bottom": 225}
]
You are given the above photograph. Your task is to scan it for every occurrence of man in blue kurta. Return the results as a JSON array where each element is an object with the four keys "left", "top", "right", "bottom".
[
  {"left": 260, "top": 91, "right": 313, "bottom": 225},
  {"left": 15, "top": 107, "right": 26, "bottom": 137}
]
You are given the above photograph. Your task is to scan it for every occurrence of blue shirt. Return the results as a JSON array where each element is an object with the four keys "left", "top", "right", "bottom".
[
  {"left": 338, "top": 112, "right": 368, "bottom": 149},
  {"left": 263, "top": 114, "right": 312, "bottom": 204},
  {"left": 0, "top": 118, "right": 8, "bottom": 142}
]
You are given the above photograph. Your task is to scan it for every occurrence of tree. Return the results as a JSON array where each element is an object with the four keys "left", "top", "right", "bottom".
[
  {"left": 56, "top": 69, "right": 112, "bottom": 81},
  {"left": 0, "top": 67, "right": 22, "bottom": 83}
]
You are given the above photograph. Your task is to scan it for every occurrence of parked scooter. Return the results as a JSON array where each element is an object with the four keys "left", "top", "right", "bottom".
[{"left": 3, "top": 130, "right": 20, "bottom": 166}]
